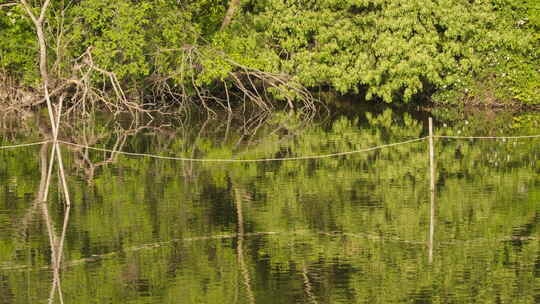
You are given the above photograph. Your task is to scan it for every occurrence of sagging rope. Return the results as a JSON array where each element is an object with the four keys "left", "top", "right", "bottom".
[
  {"left": 58, "top": 137, "right": 428, "bottom": 162},
  {"left": 0, "top": 140, "right": 51, "bottom": 150},
  {"left": 1, "top": 133, "right": 540, "bottom": 162},
  {"left": 436, "top": 135, "right": 540, "bottom": 140}
]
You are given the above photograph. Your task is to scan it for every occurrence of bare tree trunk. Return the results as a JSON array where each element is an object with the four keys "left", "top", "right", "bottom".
[
  {"left": 19, "top": 0, "right": 57, "bottom": 136},
  {"left": 220, "top": 0, "right": 241, "bottom": 30},
  {"left": 19, "top": 0, "right": 51, "bottom": 81},
  {"left": 19, "top": 0, "right": 72, "bottom": 209}
]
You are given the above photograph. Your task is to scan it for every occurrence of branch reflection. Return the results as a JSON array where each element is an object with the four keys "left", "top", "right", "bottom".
[{"left": 30, "top": 141, "right": 71, "bottom": 304}]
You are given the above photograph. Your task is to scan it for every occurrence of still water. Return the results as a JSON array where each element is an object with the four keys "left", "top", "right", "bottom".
[{"left": 0, "top": 107, "right": 539, "bottom": 303}]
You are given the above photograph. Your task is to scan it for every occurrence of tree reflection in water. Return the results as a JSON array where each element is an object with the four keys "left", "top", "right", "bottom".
[
  {"left": 1, "top": 107, "right": 539, "bottom": 303},
  {"left": 26, "top": 142, "right": 71, "bottom": 304}
]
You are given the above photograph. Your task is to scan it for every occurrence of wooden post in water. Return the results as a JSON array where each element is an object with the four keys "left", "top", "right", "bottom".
[{"left": 428, "top": 118, "right": 436, "bottom": 264}]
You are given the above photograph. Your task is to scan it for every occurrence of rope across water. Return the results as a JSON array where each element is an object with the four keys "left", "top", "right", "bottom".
[
  {"left": 58, "top": 137, "right": 428, "bottom": 162},
  {"left": 0, "top": 141, "right": 51, "bottom": 150},
  {"left": 436, "top": 135, "right": 540, "bottom": 140},
  {"left": 1, "top": 133, "right": 539, "bottom": 162}
]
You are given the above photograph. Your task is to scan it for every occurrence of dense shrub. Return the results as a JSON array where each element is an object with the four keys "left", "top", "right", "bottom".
[
  {"left": 0, "top": 0, "right": 537, "bottom": 105},
  {"left": 0, "top": 4, "right": 37, "bottom": 84}
]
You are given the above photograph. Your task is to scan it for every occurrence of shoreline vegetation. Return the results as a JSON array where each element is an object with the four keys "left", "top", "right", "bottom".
[{"left": 0, "top": 0, "right": 538, "bottom": 119}]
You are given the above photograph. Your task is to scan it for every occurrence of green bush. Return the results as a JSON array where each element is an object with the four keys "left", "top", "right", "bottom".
[
  {"left": 0, "top": 0, "right": 537, "bottom": 105},
  {"left": 0, "top": 5, "right": 38, "bottom": 85},
  {"left": 239, "top": 0, "right": 537, "bottom": 103}
]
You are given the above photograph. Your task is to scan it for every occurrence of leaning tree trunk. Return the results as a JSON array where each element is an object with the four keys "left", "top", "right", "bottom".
[
  {"left": 220, "top": 0, "right": 241, "bottom": 30},
  {"left": 19, "top": 0, "right": 50, "bottom": 82}
]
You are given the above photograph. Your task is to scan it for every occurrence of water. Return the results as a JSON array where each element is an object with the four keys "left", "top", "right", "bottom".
[{"left": 0, "top": 107, "right": 539, "bottom": 303}]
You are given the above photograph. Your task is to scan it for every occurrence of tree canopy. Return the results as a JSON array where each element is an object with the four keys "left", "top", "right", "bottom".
[{"left": 0, "top": 0, "right": 538, "bottom": 108}]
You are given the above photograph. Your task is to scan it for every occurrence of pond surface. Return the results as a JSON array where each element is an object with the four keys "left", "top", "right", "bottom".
[{"left": 0, "top": 106, "right": 539, "bottom": 303}]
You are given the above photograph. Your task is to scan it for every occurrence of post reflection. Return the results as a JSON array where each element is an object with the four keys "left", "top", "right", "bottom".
[
  {"left": 428, "top": 186, "right": 435, "bottom": 264},
  {"left": 428, "top": 118, "right": 436, "bottom": 265},
  {"left": 234, "top": 186, "right": 255, "bottom": 304}
]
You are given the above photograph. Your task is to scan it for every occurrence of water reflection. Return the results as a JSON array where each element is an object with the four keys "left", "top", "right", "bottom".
[
  {"left": 234, "top": 186, "right": 255, "bottom": 304},
  {"left": 1, "top": 108, "right": 539, "bottom": 303},
  {"left": 301, "top": 263, "right": 318, "bottom": 304},
  {"left": 46, "top": 203, "right": 70, "bottom": 304},
  {"left": 428, "top": 185, "right": 436, "bottom": 265},
  {"left": 428, "top": 118, "right": 436, "bottom": 265},
  {"left": 23, "top": 142, "right": 71, "bottom": 303}
]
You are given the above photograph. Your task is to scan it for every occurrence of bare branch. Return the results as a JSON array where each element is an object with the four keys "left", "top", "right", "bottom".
[
  {"left": 0, "top": 3, "right": 17, "bottom": 8},
  {"left": 18, "top": 0, "right": 38, "bottom": 24},
  {"left": 18, "top": 0, "right": 49, "bottom": 81},
  {"left": 38, "top": 0, "right": 51, "bottom": 23}
]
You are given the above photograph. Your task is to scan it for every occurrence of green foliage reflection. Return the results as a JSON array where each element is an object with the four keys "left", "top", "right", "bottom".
[{"left": 0, "top": 109, "right": 539, "bottom": 303}]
